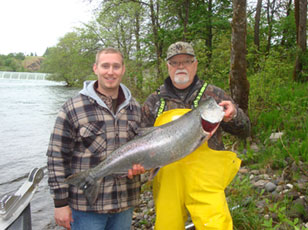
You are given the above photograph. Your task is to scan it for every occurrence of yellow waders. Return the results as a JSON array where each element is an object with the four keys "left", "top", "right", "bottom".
[{"left": 153, "top": 109, "right": 241, "bottom": 230}]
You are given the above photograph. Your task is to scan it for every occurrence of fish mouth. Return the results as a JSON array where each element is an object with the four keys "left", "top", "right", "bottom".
[{"left": 201, "top": 118, "right": 219, "bottom": 133}]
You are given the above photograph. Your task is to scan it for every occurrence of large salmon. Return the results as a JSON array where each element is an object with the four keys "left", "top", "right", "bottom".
[{"left": 65, "top": 96, "right": 225, "bottom": 204}]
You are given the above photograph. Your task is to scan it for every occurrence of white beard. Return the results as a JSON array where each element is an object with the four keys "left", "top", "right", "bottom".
[{"left": 174, "top": 69, "right": 189, "bottom": 84}]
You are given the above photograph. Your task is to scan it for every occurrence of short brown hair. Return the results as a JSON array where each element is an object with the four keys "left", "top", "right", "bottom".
[{"left": 95, "top": 47, "right": 124, "bottom": 64}]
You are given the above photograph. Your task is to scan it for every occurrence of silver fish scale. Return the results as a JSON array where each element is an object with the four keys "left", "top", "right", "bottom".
[
  {"left": 91, "top": 97, "right": 223, "bottom": 178},
  {"left": 65, "top": 97, "right": 225, "bottom": 204}
]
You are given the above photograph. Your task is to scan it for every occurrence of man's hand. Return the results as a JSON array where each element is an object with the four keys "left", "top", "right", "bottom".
[
  {"left": 54, "top": 206, "right": 73, "bottom": 229},
  {"left": 128, "top": 164, "right": 145, "bottom": 179},
  {"left": 219, "top": 101, "right": 237, "bottom": 122}
]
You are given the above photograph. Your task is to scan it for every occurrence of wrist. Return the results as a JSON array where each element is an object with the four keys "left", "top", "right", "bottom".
[
  {"left": 54, "top": 199, "right": 68, "bottom": 208},
  {"left": 232, "top": 108, "right": 238, "bottom": 120}
]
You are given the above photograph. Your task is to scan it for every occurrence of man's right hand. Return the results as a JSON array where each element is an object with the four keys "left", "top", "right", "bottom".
[
  {"left": 54, "top": 206, "right": 73, "bottom": 229},
  {"left": 127, "top": 164, "right": 145, "bottom": 179}
]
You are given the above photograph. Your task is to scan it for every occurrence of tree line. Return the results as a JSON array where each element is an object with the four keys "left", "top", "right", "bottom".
[
  {"left": 0, "top": 53, "right": 27, "bottom": 72},
  {"left": 39, "top": 0, "right": 307, "bottom": 108},
  {"left": 0, "top": 52, "right": 39, "bottom": 72}
]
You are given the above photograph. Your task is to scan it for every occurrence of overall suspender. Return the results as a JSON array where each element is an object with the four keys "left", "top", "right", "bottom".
[{"left": 156, "top": 82, "right": 208, "bottom": 118}]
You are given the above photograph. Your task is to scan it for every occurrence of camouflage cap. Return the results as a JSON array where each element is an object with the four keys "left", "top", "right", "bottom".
[{"left": 166, "top": 41, "right": 195, "bottom": 60}]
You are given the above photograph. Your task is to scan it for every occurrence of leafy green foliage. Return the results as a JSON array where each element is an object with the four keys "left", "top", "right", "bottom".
[
  {"left": 0, "top": 53, "right": 26, "bottom": 71},
  {"left": 41, "top": 32, "right": 95, "bottom": 86}
]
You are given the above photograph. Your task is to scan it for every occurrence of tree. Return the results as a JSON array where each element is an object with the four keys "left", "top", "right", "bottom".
[
  {"left": 41, "top": 32, "right": 94, "bottom": 86},
  {"left": 254, "top": 0, "right": 262, "bottom": 50},
  {"left": 266, "top": 0, "right": 277, "bottom": 53},
  {"left": 280, "top": 0, "right": 293, "bottom": 46},
  {"left": 148, "top": 0, "right": 164, "bottom": 80},
  {"left": 230, "top": 0, "right": 250, "bottom": 114},
  {"left": 205, "top": 0, "right": 213, "bottom": 64},
  {"left": 293, "top": 0, "right": 307, "bottom": 82},
  {"left": 189, "top": 0, "right": 233, "bottom": 68},
  {"left": 0, "top": 53, "right": 25, "bottom": 72}
]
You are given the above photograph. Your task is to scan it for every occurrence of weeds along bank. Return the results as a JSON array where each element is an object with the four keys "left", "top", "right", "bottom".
[
  {"left": 226, "top": 50, "right": 308, "bottom": 229},
  {"left": 248, "top": 51, "right": 307, "bottom": 165}
]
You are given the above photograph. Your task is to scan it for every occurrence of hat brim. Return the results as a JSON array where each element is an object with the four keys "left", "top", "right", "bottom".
[{"left": 166, "top": 53, "right": 195, "bottom": 60}]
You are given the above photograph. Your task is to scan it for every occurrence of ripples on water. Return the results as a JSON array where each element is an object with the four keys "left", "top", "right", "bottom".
[{"left": 0, "top": 79, "right": 80, "bottom": 229}]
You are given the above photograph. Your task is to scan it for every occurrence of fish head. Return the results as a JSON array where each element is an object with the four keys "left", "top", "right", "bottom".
[{"left": 198, "top": 97, "right": 225, "bottom": 133}]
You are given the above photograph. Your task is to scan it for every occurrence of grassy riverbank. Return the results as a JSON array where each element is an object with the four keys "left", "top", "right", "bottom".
[
  {"left": 224, "top": 53, "right": 308, "bottom": 229},
  {"left": 228, "top": 79, "right": 307, "bottom": 229}
]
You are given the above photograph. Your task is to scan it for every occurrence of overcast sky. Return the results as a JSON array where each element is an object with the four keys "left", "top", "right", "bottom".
[{"left": 0, "top": 0, "right": 95, "bottom": 56}]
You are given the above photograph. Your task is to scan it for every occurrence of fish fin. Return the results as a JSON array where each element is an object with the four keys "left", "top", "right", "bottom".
[
  {"left": 148, "top": 167, "right": 161, "bottom": 181},
  {"left": 65, "top": 170, "right": 100, "bottom": 205},
  {"left": 83, "top": 178, "right": 102, "bottom": 205}
]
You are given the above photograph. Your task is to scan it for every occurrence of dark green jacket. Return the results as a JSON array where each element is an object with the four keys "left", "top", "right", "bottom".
[{"left": 141, "top": 75, "right": 251, "bottom": 150}]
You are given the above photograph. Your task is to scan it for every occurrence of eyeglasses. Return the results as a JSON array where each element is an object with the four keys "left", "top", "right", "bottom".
[
  {"left": 100, "top": 63, "right": 122, "bottom": 70},
  {"left": 168, "top": 59, "right": 195, "bottom": 68}
]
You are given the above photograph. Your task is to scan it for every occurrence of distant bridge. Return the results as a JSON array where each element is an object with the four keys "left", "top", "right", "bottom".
[{"left": 0, "top": 71, "right": 50, "bottom": 80}]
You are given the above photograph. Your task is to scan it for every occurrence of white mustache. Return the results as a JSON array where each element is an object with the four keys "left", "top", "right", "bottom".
[
  {"left": 175, "top": 69, "right": 188, "bottom": 75},
  {"left": 174, "top": 69, "right": 189, "bottom": 84}
]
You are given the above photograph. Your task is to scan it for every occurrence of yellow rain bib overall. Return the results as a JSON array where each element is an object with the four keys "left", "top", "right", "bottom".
[{"left": 153, "top": 109, "right": 241, "bottom": 230}]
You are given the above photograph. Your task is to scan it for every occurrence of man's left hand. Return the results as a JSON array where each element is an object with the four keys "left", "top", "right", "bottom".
[
  {"left": 219, "top": 101, "right": 237, "bottom": 122},
  {"left": 128, "top": 164, "right": 145, "bottom": 179}
]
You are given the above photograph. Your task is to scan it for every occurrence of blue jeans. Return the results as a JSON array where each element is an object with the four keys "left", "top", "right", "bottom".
[{"left": 71, "top": 208, "right": 134, "bottom": 230}]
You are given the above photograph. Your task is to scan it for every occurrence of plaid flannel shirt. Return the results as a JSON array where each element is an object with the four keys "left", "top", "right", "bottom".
[{"left": 47, "top": 84, "right": 142, "bottom": 213}]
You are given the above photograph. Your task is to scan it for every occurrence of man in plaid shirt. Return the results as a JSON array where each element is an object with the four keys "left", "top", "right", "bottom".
[{"left": 47, "top": 47, "right": 144, "bottom": 230}]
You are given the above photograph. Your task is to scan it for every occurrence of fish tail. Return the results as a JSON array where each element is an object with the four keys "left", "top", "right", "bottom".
[
  {"left": 65, "top": 170, "right": 100, "bottom": 205},
  {"left": 83, "top": 180, "right": 101, "bottom": 206},
  {"left": 65, "top": 170, "right": 90, "bottom": 187}
]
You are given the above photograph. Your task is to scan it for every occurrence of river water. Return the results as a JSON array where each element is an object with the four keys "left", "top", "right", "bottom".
[{"left": 0, "top": 79, "right": 80, "bottom": 229}]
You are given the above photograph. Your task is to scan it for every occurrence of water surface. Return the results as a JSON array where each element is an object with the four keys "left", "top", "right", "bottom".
[{"left": 0, "top": 79, "right": 80, "bottom": 229}]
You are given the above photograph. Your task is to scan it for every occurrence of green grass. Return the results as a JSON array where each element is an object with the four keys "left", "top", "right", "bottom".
[{"left": 224, "top": 50, "right": 308, "bottom": 229}]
